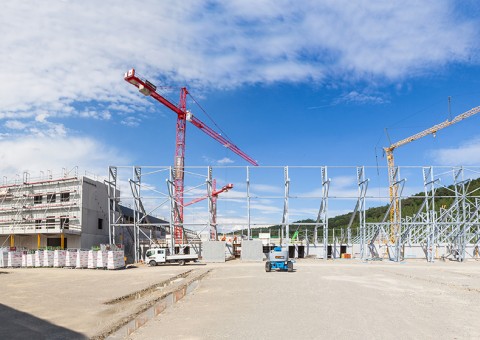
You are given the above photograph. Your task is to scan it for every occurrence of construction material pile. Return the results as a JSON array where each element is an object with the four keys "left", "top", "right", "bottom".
[{"left": 0, "top": 248, "right": 125, "bottom": 270}]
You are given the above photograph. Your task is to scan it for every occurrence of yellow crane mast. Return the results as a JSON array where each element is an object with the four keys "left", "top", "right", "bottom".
[{"left": 384, "top": 105, "right": 480, "bottom": 244}]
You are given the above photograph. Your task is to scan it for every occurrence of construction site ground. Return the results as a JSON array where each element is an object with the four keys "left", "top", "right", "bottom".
[{"left": 1, "top": 259, "right": 479, "bottom": 339}]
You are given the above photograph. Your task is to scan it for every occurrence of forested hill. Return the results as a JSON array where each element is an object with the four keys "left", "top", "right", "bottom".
[
  {"left": 239, "top": 177, "right": 480, "bottom": 237},
  {"left": 327, "top": 176, "right": 480, "bottom": 229}
]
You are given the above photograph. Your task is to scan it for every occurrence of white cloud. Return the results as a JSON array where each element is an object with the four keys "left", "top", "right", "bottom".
[
  {"left": 4, "top": 120, "right": 27, "bottom": 130},
  {"left": 251, "top": 203, "right": 283, "bottom": 214},
  {"left": 121, "top": 116, "right": 141, "bottom": 127},
  {"left": 35, "top": 113, "right": 49, "bottom": 123},
  {"left": 108, "top": 104, "right": 135, "bottom": 114},
  {"left": 0, "top": 136, "right": 129, "bottom": 181},
  {"left": 28, "top": 122, "right": 67, "bottom": 138},
  {"left": 250, "top": 184, "right": 284, "bottom": 195},
  {"left": 78, "top": 109, "right": 112, "bottom": 120},
  {"left": 201, "top": 156, "right": 236, "bottom": 165},
  {"left": 217, "top": 157, "right": 234, "bottom": 165},
  {"left": 0, "top": 0, "right": 477, "bottom": 124},
  {"left": 431, "top": 137, "right": 480, "bottom": 165},
  {"left": 4, "top": 116, "right": 68, "bottom": 138},
  {"left": 334, "top": 91, "right": 388, "bottom": 105}
]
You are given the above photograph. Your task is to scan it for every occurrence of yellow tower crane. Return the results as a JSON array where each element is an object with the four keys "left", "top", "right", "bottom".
[{"left": 384, "top": 105, "right": 480, "bottom": 244}]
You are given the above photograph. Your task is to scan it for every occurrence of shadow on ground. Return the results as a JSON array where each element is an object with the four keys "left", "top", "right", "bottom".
[{"left": 0, "top": 303, "right": 86, "bottom": 340}]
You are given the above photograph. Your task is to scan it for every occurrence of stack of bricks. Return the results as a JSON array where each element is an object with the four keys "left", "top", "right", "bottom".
[
  {"left": 76, "top": 250, "right": 88, "bottom": 269},
  {"left": 7, "top": 252, "right": 22, "bottom": 267},
  {"left": 26, "top": 253, "right": 35, "bottom": 267},
  {"left": 107, "top": 250, "right": 125, "bottom": 270},
  {"left": 34, "top": 250, "right": 44, "bottom": 267},
  {"left": 54, "top": 250, "right": 66, "bottom": 267},
  {"left": 0, "top": 251, "right": 7, "bottom": 267},
  {"left": 43, "top": 250, "right": 54, "bottom": 267},
  {"left": 96, "top": 251, "right": 108, "bottom": 269},
  {"left": 87, "top": 250, "right": 98, "bottom": 269},
  {"left": 65, "top": 249, "right": 78, "bottom": 267}
]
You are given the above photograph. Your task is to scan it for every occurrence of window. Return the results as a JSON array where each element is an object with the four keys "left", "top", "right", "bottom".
[
  {"left": 35, "top": 219, "right": 42, "bottom": 229},
  {"left": 34, "top": 195, "right": 42, "bottom": 205},
  {"left": 60, "top": 192, "right": 70, "bottom": 202},
  {"left": 47, "top": 238, "right": 67, "bottom": 249},
  {"left": 47, "top": 194, "right": 56, "bottom": 203},
  {"left": 46, "top": 216, "right": 55, "bottom": 229},
  {"left": 98, "top": 218, "right": 103, "bottom": 230},
  {"left": 60, "top": 217, "right": 69, "bottom": 229}
]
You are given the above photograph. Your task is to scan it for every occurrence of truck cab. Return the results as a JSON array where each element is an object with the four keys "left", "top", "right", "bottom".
[{"left": 146, "top": 248, "right": 166, "bottom": 265}]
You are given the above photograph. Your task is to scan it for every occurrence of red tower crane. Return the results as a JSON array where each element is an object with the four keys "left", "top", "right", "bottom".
[
  {"left": 184, "top": 182, "right": 233, "bottom": 241},
  {"left": 124, "top": 69, "right": 258, "bottom": 243},
  {"left": 184, "top": 182, "right": 234, "bottom": 208}
]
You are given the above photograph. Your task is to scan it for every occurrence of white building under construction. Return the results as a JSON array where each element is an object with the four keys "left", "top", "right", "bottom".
[{"left": 0, "top": 171, "right": 111, "bottom": 250}]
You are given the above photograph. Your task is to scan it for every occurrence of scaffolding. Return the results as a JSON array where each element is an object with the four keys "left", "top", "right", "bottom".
[
  {"left": 0, "top": 168, "right": 81, "bottom": 249},
  {"left": 107, "top": 166, "right": 202, "bottom": 263}
]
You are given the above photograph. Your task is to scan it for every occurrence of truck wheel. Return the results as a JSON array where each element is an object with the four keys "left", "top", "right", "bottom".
[
  {"left": 178, "top": 260, "right": 185, "bottom": 266},
  {"left": 149, "top": 260, "right": 157, "bottom": 267},
  {"left": 265, "top": 261, "right": 271, "bottom": 272},
  {"left": 287, "top": 261, "right": 293, "bottom": 272}
]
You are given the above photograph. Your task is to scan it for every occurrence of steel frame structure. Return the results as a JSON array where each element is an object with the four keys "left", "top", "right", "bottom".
[
  {"left": 363, "top": 166, "right": 480, "bottom": 262},
  {"left": 108, "top": 165, "right": 480, "bottom": 263}
]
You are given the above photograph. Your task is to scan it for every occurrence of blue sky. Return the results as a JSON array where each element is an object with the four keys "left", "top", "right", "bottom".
[{"left": 1, "top": 1, "right": 480, "bottom": 227}]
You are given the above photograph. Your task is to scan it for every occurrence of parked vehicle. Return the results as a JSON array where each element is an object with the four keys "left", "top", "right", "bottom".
[{"left": 146, "top": 248, "right": 198, "bottom": 266}]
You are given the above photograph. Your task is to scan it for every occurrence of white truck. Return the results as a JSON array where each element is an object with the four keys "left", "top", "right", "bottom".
[{"left": 145, "top": 248, "right": 198, "bottom": 266}]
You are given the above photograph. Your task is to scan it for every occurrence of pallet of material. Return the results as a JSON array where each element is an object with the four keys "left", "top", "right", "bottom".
[
  {"left": 76, "top": 250, "right": 88, "bottom": 269},
  {"left": 96, "top": 251, "right": 108, "bottom": 268},
  {"left": 43, "top": 250, "right": 54, "bottom": 267},
  {"left": 107, "top": 250, "right": 125, "bottom": 270},
  {"left": 34, "top": 250, "right": 44, "bottom": 267},
  {"left": 65, "top": 249, "right": 78, "bottom": 267},
  {"left": 87, "top": 250, "right": 98, "bottom": 269},
  {"left": 0, "top": 252, "right": 7, "bottom": 268},
  {"left": 54, "top": 250, "right": 66, "bottom": 267},
  {"left": 8, "top": 251, "right": 22, "bottom": 267},
  {"left": 26, "top": 253, "right": 35, "bottom": 267}
]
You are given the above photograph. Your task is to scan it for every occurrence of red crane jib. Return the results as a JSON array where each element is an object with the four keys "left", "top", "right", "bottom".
[
  {"left": 124, "top": 69, "right": 258, "bottom": 166},
  {"left": 184, "top": 183, "right": 234, "bottom": 207}
]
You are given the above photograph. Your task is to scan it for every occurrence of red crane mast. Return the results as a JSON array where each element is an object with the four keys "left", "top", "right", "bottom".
[{"left": 124, "top": 69, "right": 257, "bottom": 243}]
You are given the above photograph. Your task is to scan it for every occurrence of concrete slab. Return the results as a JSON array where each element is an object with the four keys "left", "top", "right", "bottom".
[
  {"left": 202, "top": 241, "right": 226, "bottom": 263},
  {"left": 240, "top": 240, "right": 263, "bottom": 261}
]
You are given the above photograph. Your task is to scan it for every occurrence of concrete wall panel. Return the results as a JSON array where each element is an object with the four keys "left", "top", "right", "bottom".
[
  {"left": 241, "top": 240, "right": 263, "bottom": 262},
  {"left": 203, "top": 241, "right": 225, "bottom": 263}
]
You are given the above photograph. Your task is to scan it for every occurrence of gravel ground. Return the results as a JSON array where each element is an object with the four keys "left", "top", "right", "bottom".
[
  {"left": 129, "top": 259, "right": 480, "bottom": 340},
  {"left": 1, "top": 259, "right": 479, "bottom": 339},
  {"left": 0, "top": 264, "right": 202, "bottom": 339}
]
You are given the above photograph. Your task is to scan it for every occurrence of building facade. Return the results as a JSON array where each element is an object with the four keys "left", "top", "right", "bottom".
[{"left": 0, "top": 174, "right": 110, "bottom": 250}]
